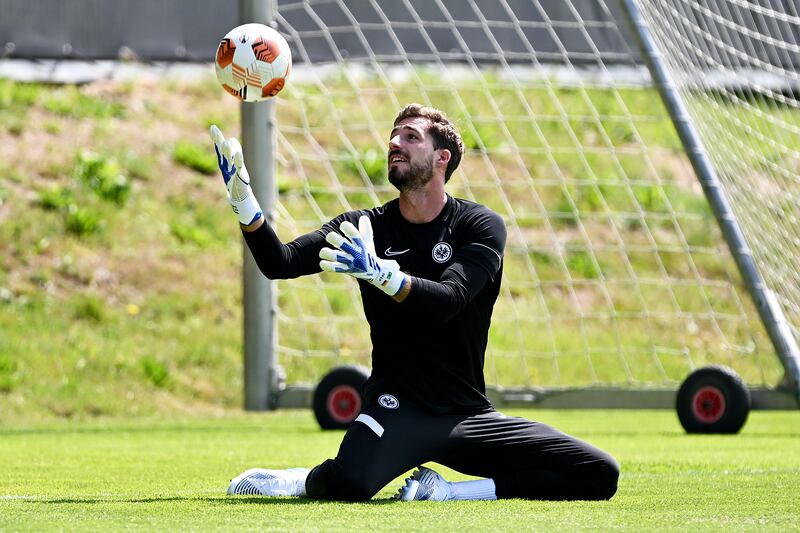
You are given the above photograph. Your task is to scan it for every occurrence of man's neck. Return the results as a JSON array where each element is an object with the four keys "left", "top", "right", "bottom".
[{"left": 398, "top": 182, "right": 448, "bottom": 223}]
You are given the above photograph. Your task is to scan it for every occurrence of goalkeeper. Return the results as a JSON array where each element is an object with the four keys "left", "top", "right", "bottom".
[{"left": 211, "top": 104, "right": 619, "bottom": 502}]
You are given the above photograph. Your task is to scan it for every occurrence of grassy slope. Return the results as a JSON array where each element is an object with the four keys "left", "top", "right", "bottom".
[
  {"left": 0, "top": 77, "right": 245, "bottom": 421},
  {"left": 1, "top": 409, "right": 799, "bottom": 531}
]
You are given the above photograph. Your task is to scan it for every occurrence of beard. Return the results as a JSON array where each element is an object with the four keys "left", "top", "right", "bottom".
[{"left": 388, "top": 157, "right": 434, "bottom": 192}]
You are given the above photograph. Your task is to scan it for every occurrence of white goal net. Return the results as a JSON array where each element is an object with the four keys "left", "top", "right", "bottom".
[{"left": 267, "top": 0, "right": 798, "bottom": 393}]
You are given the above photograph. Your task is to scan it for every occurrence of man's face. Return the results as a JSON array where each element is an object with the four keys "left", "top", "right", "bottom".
[{"left": 388, "top": 117, "right": 436, "bottom": 191}]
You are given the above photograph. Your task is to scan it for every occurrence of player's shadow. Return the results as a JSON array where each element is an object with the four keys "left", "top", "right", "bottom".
[
  {"left": 216, "top": 497, "right": 395, "bottom": 505},
  {"left": 34, "top": 497, "right": 208, "bottom": 505},
  {"left": 36, "top": 496, "right": 394, "bottom": 505}
]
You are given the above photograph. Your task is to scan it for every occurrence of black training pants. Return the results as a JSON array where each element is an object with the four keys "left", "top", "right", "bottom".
[{"left": 305, "top": 393, "right": 619, "bottom": 502}]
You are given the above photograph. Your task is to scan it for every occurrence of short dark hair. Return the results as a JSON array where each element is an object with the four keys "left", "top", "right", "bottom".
[{"left": 393, "top": 103, "right": 463, "bottom": 182}]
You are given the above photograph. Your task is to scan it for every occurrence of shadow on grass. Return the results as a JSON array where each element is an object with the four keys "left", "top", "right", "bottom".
[
  {"left": 0, "top": 424, "right": 327, "bottom": 437},
  {"left": 216, "top": 497, "right": 395, "bottom": 506},
  {"left": 34, "top": 496, "right": 394, "bottom": 506}
]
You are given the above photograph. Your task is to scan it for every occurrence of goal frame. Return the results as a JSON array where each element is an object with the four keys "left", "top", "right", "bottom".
[{"left": 240, "top": 0, "right": 800, "bottom": 411}]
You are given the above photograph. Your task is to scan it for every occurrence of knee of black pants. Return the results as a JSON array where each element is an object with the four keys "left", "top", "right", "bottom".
[
  {"left": 571, "top": 450, "right": 619, "bottom": 500},
  {"left": 494, "top": 450, "right": 620, "bottom": 501},
  {"left": 594, "top": 453, "right": 620, "bottom": 500},
  {"left": 305, "top": 458, "right": 378, "bottom": 502},
  {"left": 567, "top": 447, "right": 620, "bottom": 500}
]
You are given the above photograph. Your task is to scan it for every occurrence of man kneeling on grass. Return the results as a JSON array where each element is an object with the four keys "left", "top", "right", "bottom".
[{"left": 210, "top": 103, "right": 619, "bottom": 502}]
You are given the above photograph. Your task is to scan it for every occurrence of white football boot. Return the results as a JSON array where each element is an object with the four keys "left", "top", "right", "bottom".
[
  {"left": 227, "top": 467, "right": 310, "bottom": 497},
  {"left": 395, "top": 467, "right": 453, "bottom": 501}
]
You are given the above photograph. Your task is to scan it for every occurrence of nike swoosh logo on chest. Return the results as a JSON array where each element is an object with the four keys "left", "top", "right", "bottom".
[{"left": 384, "top": 247, "right": 410, "bottom": 256}]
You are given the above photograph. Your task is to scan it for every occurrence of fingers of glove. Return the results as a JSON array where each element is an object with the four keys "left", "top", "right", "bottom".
[
  {"left": 228, "top": 137, "right": 244, "bottom": 163},
  {"left": 325, "top": 231, "right": 347, "bottom": 249},
  {"left": 209, "top": 124, "right": 225, "bottom": 145},
  {"left": 229, "top": 164, "right": 252, "bottom": 202},
  {"left": 337, "top": 221, "right": 367, "bottom": 258},
  {"left": 232, "top": 151, "right": 249, "bottom": 185},
  {"left": 319, "top": 247, "right": 353, "bottom": 264},
  {"left": 339, "top": 221, "right": 362, "bottom": 241},
  {"left": 213, "top": 139, "right": 236, "bottom": 185},
  {"left": 232, "top": 156, "right": 251, "bottom": 199},
  {"left": 210, "top": 126, "right": 227, "bottom": 175},
  {"left": 221, "top": 139, "right": 236, "bottom": 164},
  {"left": 213, "top": 144, "right": 225, "bottom": 175},
  {"left": 358, "top": 215, "right": 376, "bottom": 255},
  {"left": 320, "top": 260, "right": 352, "bottom": 273},
  {"left": 325, "top": 230, "right": 363, "bottom": 261}
]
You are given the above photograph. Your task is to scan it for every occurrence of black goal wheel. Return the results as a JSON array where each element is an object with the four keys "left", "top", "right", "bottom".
[
  {"left": 313, "top": 365, "right": 370, "bottom": 430},
  {"left": 676, "top": 365, "right": 751, "bottom": 434}
]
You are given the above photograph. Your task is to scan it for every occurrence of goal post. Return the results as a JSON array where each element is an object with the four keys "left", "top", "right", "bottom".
[
  {"left": 240, "top": 0, "right": 280, "bottom": 410},
  {"left": 252, "top": 0, "right": 800, "bottom": 409}
]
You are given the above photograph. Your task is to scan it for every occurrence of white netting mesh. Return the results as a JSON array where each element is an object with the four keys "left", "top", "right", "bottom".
[
  {"left": 268, "top": 0, "right": 796, "bottom": 389},
  {"left": 634, "top": 0, "right": 800, "bottom": 380}
]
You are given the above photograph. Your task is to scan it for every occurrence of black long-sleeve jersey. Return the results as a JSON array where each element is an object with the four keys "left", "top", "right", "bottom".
[{"left": 244, "top": 194, "right": 506, "bottom": 414}]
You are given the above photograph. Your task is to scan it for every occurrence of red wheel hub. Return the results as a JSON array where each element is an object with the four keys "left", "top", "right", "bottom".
[
  {"left": 326, "top": 385, "right": 361, "bottom": 423},
  {"left": 692, "top": 386, "right": 726, "bottom": 423}
]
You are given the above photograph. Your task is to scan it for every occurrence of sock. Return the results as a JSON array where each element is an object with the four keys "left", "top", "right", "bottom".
[{"left": 449, "top": 478, "right": 498, "bottom": 501}]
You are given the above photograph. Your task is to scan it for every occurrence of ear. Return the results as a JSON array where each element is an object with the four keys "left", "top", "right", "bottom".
[{"left": 437, "top": 148, "right": 451, "bottom": 166}]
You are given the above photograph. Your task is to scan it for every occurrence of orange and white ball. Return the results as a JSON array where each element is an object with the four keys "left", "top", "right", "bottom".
[{"left": 214, "top": 23, "right": 292, "bottom": 102}]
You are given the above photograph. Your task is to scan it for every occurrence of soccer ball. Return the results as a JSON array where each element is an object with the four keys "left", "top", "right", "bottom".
[{"left": 214, "top": 23, "right": 292, "bottom": 102}]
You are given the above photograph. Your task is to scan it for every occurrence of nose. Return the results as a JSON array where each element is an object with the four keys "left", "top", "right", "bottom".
[{"left": 389, "top": 134, "right": 401, "bottom": 150}]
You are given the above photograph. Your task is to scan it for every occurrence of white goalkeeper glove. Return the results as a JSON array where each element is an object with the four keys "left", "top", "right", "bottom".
[
  {"left": 209, "top": 125, "right": 263, "bottom": 226},
  {"left": 319, "top": 215, "right": 407, "bottom": 297}
]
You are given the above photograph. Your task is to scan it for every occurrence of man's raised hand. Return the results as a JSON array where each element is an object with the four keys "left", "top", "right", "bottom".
[
  {"left": 319, "top": 216, "right": 407, "bottom": 297},
  {"left": 209, "top": 125, "right": 263, "bottom": 226}
]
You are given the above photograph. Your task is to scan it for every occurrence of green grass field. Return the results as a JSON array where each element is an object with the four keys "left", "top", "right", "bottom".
[{"left": 1, "top": 409, "right": 799, "bottom": 531}]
